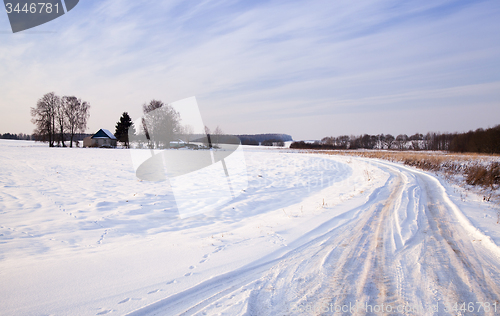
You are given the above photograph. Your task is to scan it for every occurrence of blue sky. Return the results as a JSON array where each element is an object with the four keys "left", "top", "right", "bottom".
[{"left": 1, "top": 0, "right": 499, "bottom": 140}]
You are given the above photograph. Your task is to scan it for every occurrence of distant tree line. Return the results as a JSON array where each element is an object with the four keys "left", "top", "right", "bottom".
[
  {"left": 0, "top": 133, "right": 92, "bottom": 141},
  {"left": 238, "top": 134, "right": 292, "bottom": 146},
  {"left": 449, "top": 126, "right": 500, "bottom": 153},
  {"left": 0, "top": 133, "right": 33, "bottom": 140},
  {"left": 188, "top": 133, "right": 292, "bottom": 146},
  {"left": 292, "top": 124, "right": 500, "bottom": 154},
  {"left": 290, "top": 141, "right": 346, "bottom": 150},
  {"left": 261, "top": 139, "right": 285, "bottom": 147},
  {"left": 31, "top": 92, "right": 90, "bottom": 147}
]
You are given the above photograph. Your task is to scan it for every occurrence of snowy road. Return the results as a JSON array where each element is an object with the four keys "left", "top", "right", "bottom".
[
  {"left": 127, "top": 159, "right": 500, "bottom": 316},
  {"left": 1, "top": 141, "right": 500, "bottom": 315}
]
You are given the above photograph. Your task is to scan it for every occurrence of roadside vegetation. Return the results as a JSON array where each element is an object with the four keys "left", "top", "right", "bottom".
[{"left": 315, "top": 150, "right": 500, "bottom": 211}]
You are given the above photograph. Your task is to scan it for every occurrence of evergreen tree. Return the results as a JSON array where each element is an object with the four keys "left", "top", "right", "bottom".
[{"left": 115, "top": 112, "right": 135, "bottom": 148}]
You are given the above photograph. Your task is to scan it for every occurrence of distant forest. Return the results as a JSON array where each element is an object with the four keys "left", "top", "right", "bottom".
[
  {"left": 291, "top": 125, "right": 500, "bottom": 154},
  {"left": 1, "top": 133, "right": 33, "bottom": 140},
  {"left": 191, "top": 133, "right": 293, "bottom": 146},
  {"left": 0, "top": 132, "right": 90, "bottom": 142},
  {"left": 237, "top": 134, "right": 292, "bottom": 146}
]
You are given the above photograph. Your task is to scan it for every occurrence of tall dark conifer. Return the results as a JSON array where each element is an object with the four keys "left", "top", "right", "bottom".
[{"left": 115, "top": 112, "right": 135, "bottom": 148}]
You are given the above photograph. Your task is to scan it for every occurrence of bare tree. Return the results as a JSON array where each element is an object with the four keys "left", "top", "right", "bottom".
[
  {"left": 383, "top": 134, "right": 395, "bottom": 149},
  {"left": 180, "top": 124, "right": 194, "bottom": 144},
  {"left": 142, "top": 100, "right": 181, "bottom": 148},
  {"left": 321, "top": 136, "right": 334, "bottom": 145},
  {"left": 63, "top": 96, "right": 90, "bottom": 147},
  {"left": 31, "top": 107, "right": 51, "bottom": 145},
  {"left": 31, "top": 92, "right": 60, "bottom": 147},
  {"left": 203, "top": 125, "right": 212, "bottom": 148},
  {"left": 213, "top": 125, "right": 224, "bottom": 146},
  {"left": 396, "top": 134, "right": 408, "bottom": 150},
  {"left": 31, "top": 93, "right": 90, "bottom": 148},
  {"left": 141, "top": 117, "right": 152, "bottom": 148},
  {"left": 56, "top": 99, "right": 67, "bottom": 147}
]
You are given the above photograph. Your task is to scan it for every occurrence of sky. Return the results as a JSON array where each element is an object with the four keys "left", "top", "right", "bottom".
[{"left": 1, "top": 0, "right": 499, "bottom": 140}]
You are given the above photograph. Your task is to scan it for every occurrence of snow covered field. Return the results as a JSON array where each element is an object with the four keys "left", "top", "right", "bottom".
[{"left": 1, "top": 140, "right": 500, "bottom": 315}]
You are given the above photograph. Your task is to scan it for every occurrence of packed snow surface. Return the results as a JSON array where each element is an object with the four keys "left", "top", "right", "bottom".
[{"left": 1, "top": 140, "right": 500, "bottom": 315}]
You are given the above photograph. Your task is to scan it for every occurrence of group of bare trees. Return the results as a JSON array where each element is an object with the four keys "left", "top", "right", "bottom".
[
  {"left": 319, "top": 133, "right": 440, "bottom": 150},
  {"left": 315, "top": 126, "right": 500, "bottom": 153},
  {"left": 140, "top": 100, "right": 181, "bottom": 149},
  {"left": 179, "top": 124, "right": 194, "bottom": 144},
  {"left": 137, "top": 99, "right": 226, "bottom": 149},
  {"left": 203, "top": 125, "right": 224, "bottom": 147},
  {"left": 31, "top": 92, "right": 90, "bottom": 147}
]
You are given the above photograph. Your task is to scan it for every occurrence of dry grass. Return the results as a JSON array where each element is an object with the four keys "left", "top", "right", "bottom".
[
  {"left": 465, "top": 162, "right": 500, "bottom": 188},
  {"left": 290, "top": 149, "right": 500, "bottom": 222}
]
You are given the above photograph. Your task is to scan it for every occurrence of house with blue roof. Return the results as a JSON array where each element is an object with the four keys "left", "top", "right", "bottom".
[{"left": 83, "top": 129, "right": 117, "bottom": 148}]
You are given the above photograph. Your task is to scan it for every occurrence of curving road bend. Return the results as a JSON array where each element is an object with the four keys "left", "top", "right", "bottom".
[{"left": 127, "top": 158, "right": 500, "bottom": 316}]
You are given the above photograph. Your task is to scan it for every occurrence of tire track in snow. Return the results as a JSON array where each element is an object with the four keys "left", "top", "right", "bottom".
[
  {"left": 415, "top": 170, "right": 500, "bottom": 315},
  {"left": 305, "top": 167, "right": 406, "bottom": 315},
  {"left": 123, "top": 158, "right": 500, "bottom": 316},
  {"left": 123, "top": 171, "right": 391, "bottom": 316},
  {"left": 359, "top": 160, "right": 500, "bottom": 316}
]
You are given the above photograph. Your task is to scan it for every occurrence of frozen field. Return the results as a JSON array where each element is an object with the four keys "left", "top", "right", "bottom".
[{"left": 1, "top": 140, "right": 500, "bottom": 315}]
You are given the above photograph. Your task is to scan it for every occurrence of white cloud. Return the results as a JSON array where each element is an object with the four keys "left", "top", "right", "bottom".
[{"left": 0, "top": 0, "right": 499, "bottom": 139}]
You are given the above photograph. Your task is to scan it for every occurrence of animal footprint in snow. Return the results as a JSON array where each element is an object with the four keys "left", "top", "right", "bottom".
[
  {"left": 189, "top": 265, "right": 195, "bottom": 269},
  {"left": 96, "top": 309, "right": 112, "bottom": 315},
  {"left": 184, "top": 272, "right": 192, "bottom": 277},
  {"left": 118, "top": 297, "right": 141, "bottom": 304},
  {"left": 212, "top": 246, "right": 225, "bottom": 253},
  {"left": 147, "top": 289, "right": 161, "bottom": 294},
  {"left": 166, "top": 279, "right": 177, "bottom": 285},
  {"left": 200, "top": 254, "right": 210, "bottom": 263}
]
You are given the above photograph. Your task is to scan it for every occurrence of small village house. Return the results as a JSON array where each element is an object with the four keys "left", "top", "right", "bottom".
[{"left": 83, "top": 129, "right": 117, "bottom": 148}]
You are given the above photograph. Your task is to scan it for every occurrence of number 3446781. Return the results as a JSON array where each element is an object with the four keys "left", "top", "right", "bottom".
[{"left": 5, "top": 3, "right": 60, "bottom": 14}]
